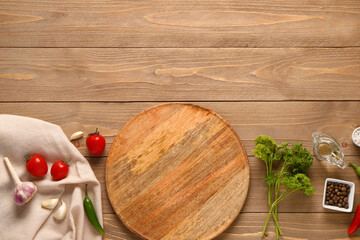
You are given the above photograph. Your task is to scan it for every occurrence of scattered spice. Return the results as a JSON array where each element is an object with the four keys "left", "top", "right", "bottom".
[{"left": 324, "top": 181, "right": 349, "bottom": 209}]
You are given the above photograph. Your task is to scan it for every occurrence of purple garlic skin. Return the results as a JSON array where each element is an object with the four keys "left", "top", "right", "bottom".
[
  {"left": 4, "top": 157, "right": 38, "bottom": 205},
  {"left": 14, "top": 182, "right": 38, "bottom": 205}
]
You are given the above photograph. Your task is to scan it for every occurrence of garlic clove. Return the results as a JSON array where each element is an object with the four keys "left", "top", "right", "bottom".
[
  {"left": 70, "top": 131, "right": 84, "bottom": 141},
  {"left": 41, "top": 198, "right": 59, "bottom": 209},
  {"left": 53, "top": 200, "right": 67, "bottom": 220}
]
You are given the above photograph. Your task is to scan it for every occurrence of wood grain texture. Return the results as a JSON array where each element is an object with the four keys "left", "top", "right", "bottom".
[
  {"left": 106, "top": 103, "right": 250, "bottom": 240},
  {"left": 1, "top": 48, "right": 360, "bottom": 101},
  {"left": 0, "top": 0, "right": 359, "bottom": 47},
  {"left": 1, "top": 102, "right": 360, "bottom": 239},
  {"left": 103, "top": 212, "right": 360, "bottom": 240},
  {"left": 1, "top": 101, "right": 360, "bottom": 214},
  {"left": 95, "top": 155, "right": 360, "bottom": 215},
  {"left": 0, "top": 101, "right": 358, "bottom": 156},
  {"left": 1, "top": 1, "right": 359, "bottom": 239}
]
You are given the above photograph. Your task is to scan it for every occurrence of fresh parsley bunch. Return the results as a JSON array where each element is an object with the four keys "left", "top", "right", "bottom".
[{"left": 253, "top": 135, "right": 315, "bottom": 239}]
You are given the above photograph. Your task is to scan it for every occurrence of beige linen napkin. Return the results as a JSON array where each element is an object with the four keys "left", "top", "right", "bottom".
[{"left": 0, "top": 115, "right": 103, "bottom": 240}]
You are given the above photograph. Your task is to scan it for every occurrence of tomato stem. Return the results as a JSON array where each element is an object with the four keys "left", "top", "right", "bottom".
[
  {"left": 24, "top": 154, "right": 32, "bottom": 162},
  {"left": 62, "top": 159, "right": 71, "bottom": 166},
  {"left": 88, "top": 128, "right": 100, "bottom": 136}
]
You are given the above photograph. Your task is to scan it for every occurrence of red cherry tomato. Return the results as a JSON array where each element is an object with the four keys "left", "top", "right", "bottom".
[
  {"left": 86, "top": 128, "right": 106, "bottom": 156},
  {"left": 51, "top": 160, "right": 69, "bottom": 181},
  {"left": 26, "top": 154, "right": 48, "bottom": 177}
]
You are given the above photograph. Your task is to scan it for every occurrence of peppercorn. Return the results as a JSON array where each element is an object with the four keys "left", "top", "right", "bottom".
[{"left": 324, "top": 181, "right": 350, "bottom": 209}]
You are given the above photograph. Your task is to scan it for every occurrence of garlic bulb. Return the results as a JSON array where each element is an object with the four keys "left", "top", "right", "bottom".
[
  {"left": 53, "top": 200, "right": 67, "bottom": 220},
  {"left": 70, "top": 131, "right": 84, "bottom": 141},
  {"left": 4, "top": 157, "right": 37, "bottom": 205},
  {"left": 41, "top": 198, "right": 59, "bottom": 209},
  {"left": 14, "top": 182, "right": 37, "bottom": 205}
]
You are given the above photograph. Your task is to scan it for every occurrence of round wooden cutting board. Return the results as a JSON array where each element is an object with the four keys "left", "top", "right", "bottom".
[{"left": 106, "top": 103, "right": 250, "bottom": 240}]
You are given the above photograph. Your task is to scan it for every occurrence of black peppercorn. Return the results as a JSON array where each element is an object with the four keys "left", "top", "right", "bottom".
[{"left": 324, "top": 181, "right": 350, "bottom": 209}]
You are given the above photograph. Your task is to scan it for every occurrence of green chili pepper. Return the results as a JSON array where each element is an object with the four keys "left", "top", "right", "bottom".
[
  {"left": 349, "top": 162, "right": 360, "bottom": 177},
  {"left": 84, "top": 184, "right": 105, "bottom": 235}
]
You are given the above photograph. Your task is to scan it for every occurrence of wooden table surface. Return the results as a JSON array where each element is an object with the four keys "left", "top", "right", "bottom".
[{"left": 1, "top": 1, "right": 360, "bottom": 239}]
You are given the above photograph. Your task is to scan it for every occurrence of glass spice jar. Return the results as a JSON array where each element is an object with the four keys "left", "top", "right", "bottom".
[{"left": 352, "top": 127, "right": 360, "bottom": 147}]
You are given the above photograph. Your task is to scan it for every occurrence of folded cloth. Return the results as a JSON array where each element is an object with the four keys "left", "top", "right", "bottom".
[{"left": 0, "top": 115, "right": 103, "bottom": 240}]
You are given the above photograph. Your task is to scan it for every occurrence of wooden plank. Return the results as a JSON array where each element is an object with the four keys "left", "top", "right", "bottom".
[
  {"left": 0, "top": 102, "right": 359, "bottom": 155},
  {"left": 0, "top": 101, "right": 359, "bottom": 156},
  {"left": 103, "top": 212, "right": 359, "bottom": 240},
  {"left": 0, "top": 1, "right": 359, "bottom": 47},
  {"left": 1, "top": 48, "right": 360, "bottom": 101}
]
